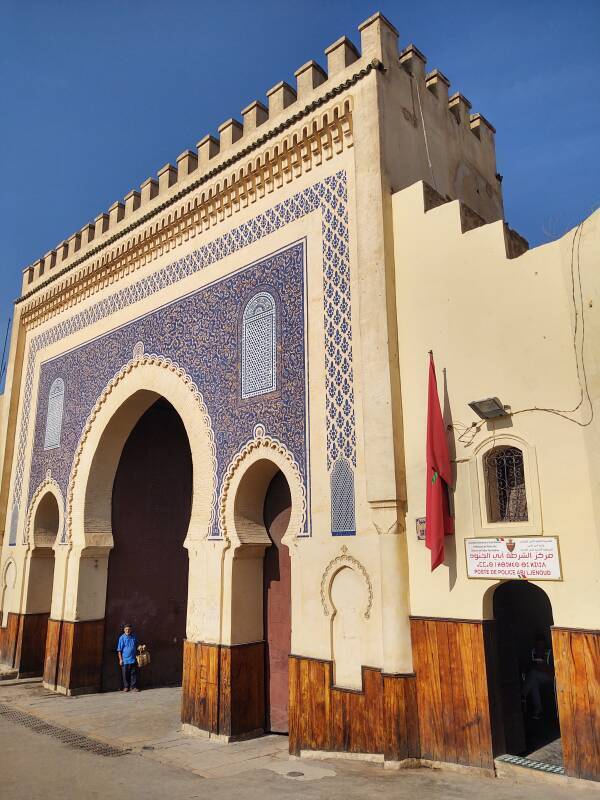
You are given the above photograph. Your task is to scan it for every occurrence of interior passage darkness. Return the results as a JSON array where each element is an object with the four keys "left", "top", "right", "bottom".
[
  {"left": 493, "top": 580, "right": 559, "bottom": 757},
  {"left": 101, "top": 398, "right": 192, "bottom": 691}
]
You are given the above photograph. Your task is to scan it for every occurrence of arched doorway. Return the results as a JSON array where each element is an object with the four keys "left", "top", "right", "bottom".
[
  {"left": 491, "top": 581, "right": 559, "bottom": 756},
  {"left": 101, "top": 398, "right": 192, "bottom": 691},
  {"left": 263, "top": 470, "right": 291, "bottom": 733},
  {"left": 21, "top": 492, "right": 59, "bottom": 676}
]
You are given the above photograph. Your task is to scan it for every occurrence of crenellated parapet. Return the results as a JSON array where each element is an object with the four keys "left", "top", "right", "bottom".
[
  {"left": 19, "top": 97, "right": 355, "bottom": 329},
  {"left": 19, "top": 10, "right": 502, "bottom": 311},
  {"left": 406, "top": 179, "right": 528, "bottom": 261}
]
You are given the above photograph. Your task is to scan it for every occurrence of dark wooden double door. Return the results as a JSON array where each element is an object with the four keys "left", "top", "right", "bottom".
[{"left": 102, "top": 399, "right": 192, "bottom": 691}]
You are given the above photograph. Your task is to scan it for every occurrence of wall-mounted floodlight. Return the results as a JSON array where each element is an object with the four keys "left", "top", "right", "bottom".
[{"left": 468, "top": 397, "right": 508, "bottom": 420}]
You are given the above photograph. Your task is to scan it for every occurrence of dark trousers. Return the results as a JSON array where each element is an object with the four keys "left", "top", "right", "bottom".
[{"left": 121, "top": 662, "right": 137, "bottom": 689}]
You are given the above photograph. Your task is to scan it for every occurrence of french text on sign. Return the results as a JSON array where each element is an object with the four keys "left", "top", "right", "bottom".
[{"left": 464, "top": 536, "right": 562, "bottom": 581}]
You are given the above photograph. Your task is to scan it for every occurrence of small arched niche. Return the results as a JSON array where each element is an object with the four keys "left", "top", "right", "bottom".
[
  {"left": 1, "top": 560, "right": 17, "bottom": 627},
  {"left": 330, "top": 565, "right": 368, "bottom": 690}
]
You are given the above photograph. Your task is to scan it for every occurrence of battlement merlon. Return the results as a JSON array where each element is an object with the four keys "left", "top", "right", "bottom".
[{"left": 19, "top": 10, "right": 502, "bottom": 297}]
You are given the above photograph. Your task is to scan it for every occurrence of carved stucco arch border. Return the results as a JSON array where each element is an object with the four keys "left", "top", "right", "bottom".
[
  {"left": 219, "top": 424, "right": 306, "bottom": 546},
  {"left": 65, "top": 349, "right": 217, "bottom": 546},
  {"left": 320, "top": 545, "right": 373, "bottom": 620},
  {"left": 24, "top": 470, "right": 65, "bottom": 547},
  {"left": 1, "top": 557, "right": 17, "bottom": 589},
  {"left": 0, "top": 557, "right": 17, "bottom": 625}
]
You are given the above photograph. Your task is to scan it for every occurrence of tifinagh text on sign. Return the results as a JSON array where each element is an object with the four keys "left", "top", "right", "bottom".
[{"left": 465, "top": 536, "right": 562, "bottom": 581}]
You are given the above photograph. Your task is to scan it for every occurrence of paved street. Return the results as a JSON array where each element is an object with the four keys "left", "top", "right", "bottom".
[{"left": 0, "top": 680, "right": 598, "bottom": 799}]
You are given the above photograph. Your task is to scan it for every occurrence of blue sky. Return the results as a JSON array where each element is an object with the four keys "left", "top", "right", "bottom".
[{"left": 1, "top": 0, "right": 599, "bottom": 379}]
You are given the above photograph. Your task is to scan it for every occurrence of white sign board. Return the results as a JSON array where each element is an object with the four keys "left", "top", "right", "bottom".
[{"left": 465, "top": 537, "right": 562, "bottom": 581}]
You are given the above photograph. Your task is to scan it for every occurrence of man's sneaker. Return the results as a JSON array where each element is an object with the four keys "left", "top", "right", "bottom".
[
  {"left": 132, "top": 688, "right": 140, "bottom": 692},
  {"left": 122, "top": 688, "right": 129, "bottom": 692}
]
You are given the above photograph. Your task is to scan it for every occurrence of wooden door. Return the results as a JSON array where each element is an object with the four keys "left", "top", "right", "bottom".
[
  {"left": 102, "top": 399, "right": 192, "bottom": 691},
  {"left": 263, "top": 471, "right": 291, "bottom": 733}
]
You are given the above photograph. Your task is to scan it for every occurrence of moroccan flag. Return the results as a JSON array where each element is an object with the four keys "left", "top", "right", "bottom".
[{"left": 425, "top": 352, "right": 454, "bottom": 570}]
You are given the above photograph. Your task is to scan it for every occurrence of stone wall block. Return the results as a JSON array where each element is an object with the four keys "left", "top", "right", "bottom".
[
  {"left": 399, "top": 43, "right": 427, "bottom": 83},
  {"left": 56, "top": 241, "right": 69, "bottom": 264},
  {"left": 80, "top": 224, "right": 95, "bottom": 247},
  {"left": 197, "top": 135, "right": 220, "bottom": 169},
  {"left": 266, "top": 81, "right": 297, "bottom": 118},
  {"left": 140, "top": 177, "right": 159, "bottom": 205},
  {"left": 241, "top": 100, "right": 268, "bottom": 133},
  {"left": 448, "top": 92, "right": 472, "bottom": 127},
  {"left": 108, "top": 201, "right": 125, "bottom": 228},
  {"left": 176, "top": 150, "right": 198, "bottom": 179},
  {"left": 324, "top": 35, "right": 359, "bottom": 76},
  {"left": 157, "top": 164, "right": 178, "bottom": 194},
  {"left": 67, "top": 232, "right": 81, "bottom": 258},
  {"left": 124, "top": 190, "right": 141, "bottom": 216},
  {"left": 425, "top": 69, "right": 450, "bottom": 105},
  {"left": 294, "top": 60, "right": 327, "bottom": 99},
  {"left": 218, "top": 118, "right": 243, "bottom": 151},
  {"left": 358, "top": 11, "right": 399, "bottom": 63}
]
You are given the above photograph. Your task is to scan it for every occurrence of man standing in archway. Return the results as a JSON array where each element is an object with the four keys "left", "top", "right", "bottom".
[
  {"left": 523, "top": 635, "right": 554, "bottom": 719},
  {"left": 117, "top": 624, "right": 139, "bottom": 693}
]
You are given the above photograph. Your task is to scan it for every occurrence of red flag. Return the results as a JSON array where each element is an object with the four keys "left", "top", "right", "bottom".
[{"left": 425, "top": 352, "right": 454, "bottom": 570}]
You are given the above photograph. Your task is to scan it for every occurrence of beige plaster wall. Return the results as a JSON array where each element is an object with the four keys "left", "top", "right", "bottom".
[
  {"left": 393, "top": 181, "right": 600, "bottom": 629},
  {"left": 24, "top": 551, "right": 54, "bottom": 614}
]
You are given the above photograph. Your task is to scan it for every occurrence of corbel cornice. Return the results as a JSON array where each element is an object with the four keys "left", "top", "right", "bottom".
[{"left": 18, "top": 60, "right": 382, "bottom": 330}]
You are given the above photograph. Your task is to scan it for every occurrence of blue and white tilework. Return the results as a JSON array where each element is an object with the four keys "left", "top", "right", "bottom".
[
  {"left": 29, "top": 244, "right": 306, "bottom": 541},
  {"left": 8, "top": 170, "right": 356, "bottom": 544}
]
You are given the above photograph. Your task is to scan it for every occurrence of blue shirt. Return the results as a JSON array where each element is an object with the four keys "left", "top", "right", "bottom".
[{"left": 117, "top": 633, "right": 138, "bottom": 665}]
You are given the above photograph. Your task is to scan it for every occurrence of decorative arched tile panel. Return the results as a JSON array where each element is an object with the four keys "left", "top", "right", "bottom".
[
  {"left": 241, "top": 292, "right": 277, "bottom": 399},
  {"left": 43, "top": 378, "right": 65, "bottom": 451}
]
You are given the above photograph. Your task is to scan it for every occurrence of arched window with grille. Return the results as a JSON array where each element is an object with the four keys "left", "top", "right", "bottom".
[
  {"left": 484, "top": 446, "right": 528, "bottom": 523},
  {"left": 241, "top": 292, "right": 277, "bottom": 399},
  {"left": 331, "top": 457, "right": 356, "bottom": 536},
  {"left": 44, "top": 378, "right": 65, "bottom": 451}
]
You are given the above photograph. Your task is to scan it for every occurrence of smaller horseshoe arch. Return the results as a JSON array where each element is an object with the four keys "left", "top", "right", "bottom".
[
  {"left": 320, "top": 548, "right": 374, "bottom": 690},
  {"left": 20, "top": 482, "right": 63, "bottom": 676},
  {"left": 219, "top": 428, "right": 305, "bottom": 735}
]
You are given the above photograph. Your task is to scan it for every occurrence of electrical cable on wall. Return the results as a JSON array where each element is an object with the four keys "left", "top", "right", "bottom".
[
  {"left": 510, "top": 219, "right": 594, "bottom": 427},
  {"left": 413, "top": 75, "right": 437, "bottom": 192},
  {"left": 450, "top": 218, "right": 594, "bottom": 448}
]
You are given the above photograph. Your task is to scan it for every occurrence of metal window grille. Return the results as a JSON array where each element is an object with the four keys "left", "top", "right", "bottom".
[
  {"left": 241, "top": 292, "right": 276, "bottom": 398},
  {"left": 44, "top": 377, "right": 65, "bottom": 451},
  {"left": 8, "top": 503, "right": 19, "bottom": 546},
  {"left": 331, "top": 457, "right": 356, "bottom": 535},
  {"left": 484, "top": 446, "right": 528, "bottom": 523}
]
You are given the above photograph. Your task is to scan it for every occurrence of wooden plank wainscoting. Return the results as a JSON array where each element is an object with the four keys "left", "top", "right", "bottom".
[
  {"left": 42, "top": 618, "right": 104, "bottom": 694},
  {"left": 15, "top": 612, "right": 50, "bottom": 676},
  {"left": 552, "top": 626, "right": 600, "bottom": 782},
  {"left": 288, "top": 655, "right": 419, "bottom": 762},
  {"left": 182, "top": 640, "right": 265, "bottom": 738},
  {"left": 410, "top": 617, "right": 497, "bottom": 770},
  {"left": 0, "top": 612, "right": 20, "bottom": 667}
]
